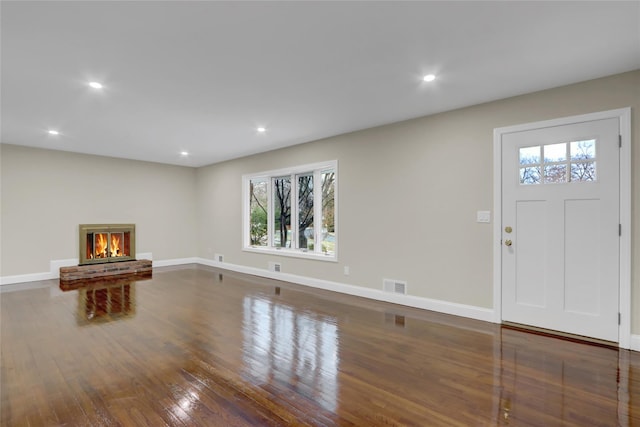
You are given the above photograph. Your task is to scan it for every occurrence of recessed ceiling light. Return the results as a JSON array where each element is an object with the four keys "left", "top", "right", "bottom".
[
  {"left": 48, "top": 130, "right": 60, "bottom": 135},
  {"left": 423, "top": 74, "right": 436, "bottom": 82},
  {"left": 180, "top": 151, "right": 189, "bottom": 156},
  {"left": 88, "top": 81, "right": 103, "bottom": 89},
  {"left": 257, "top": 127, "right": 266, "bottom": 133}
]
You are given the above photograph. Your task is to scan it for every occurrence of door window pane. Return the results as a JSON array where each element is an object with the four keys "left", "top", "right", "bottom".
[
  {"left": 571, "top": 162, "right": 596, "bottom": 182},
  {"left": 570, "top": 139, "right": 596, "bottom": 160},
  {"left": 520, "top": 167, "right": 541, "bottom": 185},
  {"left": 519, "top": 146, "right": 540, "bottom": 165},
  {"left": 273, "top": 176, "right": 291, "bottom": 248},
  {"left": 544, "top": 164, "right": 567, "bottom": 183},
  {"left": 544, "top": 143, "right": 567, "bottom": 163}
]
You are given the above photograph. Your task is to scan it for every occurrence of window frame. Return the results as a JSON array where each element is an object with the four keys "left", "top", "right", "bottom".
[
  {"left": 242, "top": 160, "right": 338, "bottom": 262},
  {"left": 519, "top": 138, "right": 597, "bottom": 185}
]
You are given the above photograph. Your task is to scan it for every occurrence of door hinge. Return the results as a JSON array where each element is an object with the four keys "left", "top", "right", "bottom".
[
  {"left": 619, "top": 224, "right": 622, "bottom": 236},
  {"left": 619, "top": 135, "right": 622, "bottom": 148},
  {"left": 619, "top": 312, "right": 621, "bottom": 325}
]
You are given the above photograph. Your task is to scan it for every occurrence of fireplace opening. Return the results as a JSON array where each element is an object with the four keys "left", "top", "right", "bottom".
[
  {"left": 79, "top": 224, "right": 135, "bottom": 265},
  {"left": 86, "top": 231, "right": 130, "bottom": 259}
]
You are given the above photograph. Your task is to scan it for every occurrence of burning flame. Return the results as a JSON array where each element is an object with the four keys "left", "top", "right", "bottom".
[
  {"left": 95, "top": 233, "right": 108, "bottom": 258},
  {"left": 89, "top": 232, "right": 127, "bottom": 259},
  {"left": 111, "top": 234, "right": 121, "bottom": 257}
]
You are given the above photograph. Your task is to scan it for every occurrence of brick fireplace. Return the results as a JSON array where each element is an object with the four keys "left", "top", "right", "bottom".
[{"left": 59, "top": 224, "right": 151, "bottom": 283}]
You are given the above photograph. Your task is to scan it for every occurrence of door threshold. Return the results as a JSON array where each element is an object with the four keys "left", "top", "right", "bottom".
[{"left": 502, "top": 322, "right": 618, "bottom": 349}]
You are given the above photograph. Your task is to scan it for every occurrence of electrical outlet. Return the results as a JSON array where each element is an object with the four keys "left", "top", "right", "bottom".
[
  {"left": 344, "top": 266, "right": 350, "bottom": 275},
  {"left": 269, "top": 262, "right": 282, "bottom": 272},
  {"left": 214, "top": 253, "right": 224, "bottom": 262}
]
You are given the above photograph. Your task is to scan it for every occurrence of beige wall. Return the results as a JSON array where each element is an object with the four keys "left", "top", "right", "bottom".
[
  {"left": 196, "top": 70, "right": 639, "bottom": 326},
  {"left": 0, "top": 145, "right": 197, "bottom": 276}
]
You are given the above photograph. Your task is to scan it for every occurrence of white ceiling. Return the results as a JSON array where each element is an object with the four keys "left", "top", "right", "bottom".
[{"left": 2, "top": 1, "right": 639, "bottom": 167}]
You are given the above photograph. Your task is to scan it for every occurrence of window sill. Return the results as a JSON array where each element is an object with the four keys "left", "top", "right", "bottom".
[{"left": 243, "top": 246, "right": 337, "bottom": 262}]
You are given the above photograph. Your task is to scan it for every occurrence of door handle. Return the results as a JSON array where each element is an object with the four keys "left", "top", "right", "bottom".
[{"left": 505, "top": 239, "right": 513, "bottom": 247}]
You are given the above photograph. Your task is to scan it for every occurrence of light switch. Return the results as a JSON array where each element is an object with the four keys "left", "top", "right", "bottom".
[{"left": 477, "top": 210, "right": 491, "bottom": 223}]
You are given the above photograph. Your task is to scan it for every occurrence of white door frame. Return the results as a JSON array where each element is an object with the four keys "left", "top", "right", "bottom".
[{"left": 492, "top": 108, "right": 632, "bottom": 348}]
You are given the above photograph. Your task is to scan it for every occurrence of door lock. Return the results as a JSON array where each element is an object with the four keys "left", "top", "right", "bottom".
[{"left": 504, "top": 239, "right": 513, "bottom": 247}]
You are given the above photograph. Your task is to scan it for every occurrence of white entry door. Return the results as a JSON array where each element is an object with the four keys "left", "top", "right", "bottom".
[{"left": 501, "top": 117, "right": 620, "bottom": 342}]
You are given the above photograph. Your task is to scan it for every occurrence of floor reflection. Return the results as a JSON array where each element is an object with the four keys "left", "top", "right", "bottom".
[
  {"left": 242, "top": 295, "right": 339, "bottom": 412},
  {"left": 495, "top": 327, "right": 632, "bottom": 425},
  {"left": 60, "top": 273, "right": 150, "bottom": 325}
]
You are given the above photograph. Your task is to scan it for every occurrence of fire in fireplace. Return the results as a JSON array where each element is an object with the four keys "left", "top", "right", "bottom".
[{"left": 79, "top": 224, "right": 136, "bottom": 265}]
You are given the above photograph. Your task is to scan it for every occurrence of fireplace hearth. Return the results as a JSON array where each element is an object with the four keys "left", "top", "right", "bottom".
[{"left": 79, "top": 224, "right": 136, "bottom": 265}]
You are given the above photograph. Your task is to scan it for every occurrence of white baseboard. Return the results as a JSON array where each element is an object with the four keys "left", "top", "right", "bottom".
[
  {"left": 195, "top": 257, "right": 495, "bottom": 323},
  {"left": 0, "top": 272, "right": 54, "bottom": 285},
  {"left": 153, "top": 257, "right": 200, "bottom": 267}
]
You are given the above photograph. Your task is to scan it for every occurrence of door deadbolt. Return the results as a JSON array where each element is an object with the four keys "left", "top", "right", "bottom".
[{"left": 505, "top": 226, "right": 512, "bottom": 233}]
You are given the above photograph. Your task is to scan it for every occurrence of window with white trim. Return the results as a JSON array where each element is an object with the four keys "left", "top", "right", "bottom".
[
  {"left": 243, "top": 161, "right": 337, "bottom": 260},
  {"left": 519, "top": 139, "right": 597, "bottom": 185}
]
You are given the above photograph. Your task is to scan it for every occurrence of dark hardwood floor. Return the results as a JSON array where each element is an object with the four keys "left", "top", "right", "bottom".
[{"left": 1, "top": 265, "right": 638, "bottom": 426}]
